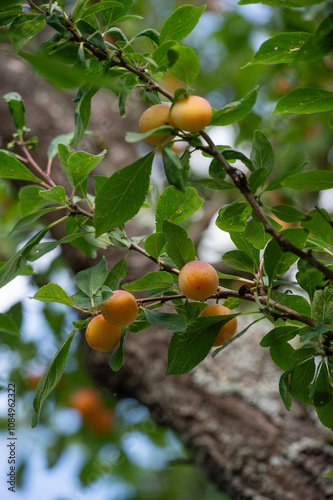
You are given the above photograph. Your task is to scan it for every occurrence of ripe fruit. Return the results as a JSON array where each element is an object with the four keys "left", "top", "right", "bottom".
[
  {"left": 69, "top": 387, "right": 102, "bottom": 417},
  {"left": 88, "top": 407, "right": 114, "bottom": 436},
  {"left": 100, "top": 290, "right": 138, "bottom": 327},
  {"left": 86, "top": 314, "right": 122, "bottom": 351},
  {"left": 178, "top": 260, "right": 219, "bottom": 301},
  {"left": 170, "top": 95, "right": 212, "bottom": 132},
  {"left": 200, "top": 304, "right": 237, "bottom": 347},
  {"left": 139, "top": 103, "right": 174, "bottom": 145}
]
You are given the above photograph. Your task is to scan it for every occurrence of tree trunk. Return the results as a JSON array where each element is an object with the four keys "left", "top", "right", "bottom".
[{"left": 1, "top": 53, "right": 333, "bottom": 500}]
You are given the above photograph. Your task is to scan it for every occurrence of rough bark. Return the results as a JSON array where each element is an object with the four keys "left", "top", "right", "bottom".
[{"left": 1, "top": 53, "right": 333, "bottom": 500}]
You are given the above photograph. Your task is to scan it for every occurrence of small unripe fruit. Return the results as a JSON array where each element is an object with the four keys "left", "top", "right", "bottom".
[
  {"left": 178, "top": 260, "right": 219, "bottom": 301},
  {"left": 86, "top": 314, "right": 122, "bottom": 351},
  {"left": 170, "top": 95, "right": 212, "bottom": 132},
  {"left": 101, "top": 290, "right": 138, "bottom": 327},
  {"left": 200, "top": 304, "right": 237, "bottom": 347},
  {"left": 139, "top": 104, "right": 174, "bottom": 145}
]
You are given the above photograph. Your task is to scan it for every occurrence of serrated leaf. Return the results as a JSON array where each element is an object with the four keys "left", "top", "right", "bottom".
[
  {"left": 136, "top": 28, "right": 160, "bottom": 45},
  {"left": 247, "top": 32, "right": 311, "bottom": 65},
  {"left": 168, "top": 46, "right": 200, "bottom": 87},
  {"left": 32, "top": 329, "right": 76, "bottom": 427},
  {"left": 273, "top": 88, "right": 333, "bottom": 115},
  {"left": 300, "top": 209, "right": 333, "bottom": 247},
  {"left": 3, "top": 92, "right": 25, "bottom": 130},
  {"left": 94, "top": 152, "right": 154, "bottom": 237},
  {"left": 260, "top": 326, "right": 299, "bottom": 347},
  {"left": 155, "top": 186, "right": 204, "bottom": 232},
  {"left": 270, "top": 342, "right": 295, "bottom": 372},
  {"left": 122, "top": 271, "right": 174, "bottom": 292},
  {"left": 230, "top": 232, "right": 260, "bottom": 268},
  {"left": 70, "top": 290, "right": 91, "bottom": 309},
  {"left": 312, "top": 284, "right": 333, "bottom": 324},
  {"left": 81, "top": 1, "right": 122, "bottom": 18},
  {"left": 145, "top": 309, "right": 186, "bottom": 331},
  {"left": 33, "top": 282, "right": 74, "bottom": 307},
  {"left": 264, "top": 228, "right": 308, "bottom": 282},
  {"left": 163, "top": 220, "right": 196, "bottom": 269},
  {"left": 166, "top": 316, "right": 232, "bottom": 375},
  {"left": 282, "top": 171, "right": 333, "bottom": 191},
  {"left": 162, "top": 146, "right": 186, "bottom": 192},
  {"left": 152, "top": 41, "right": 178, "bottom": 71},
  {"left": 39, "top": 186, "right": 67, "bottom": 205},
  {"left": 144, "top": 232, "right": 165, "bottom": 260},
  {"left": 216, "top": 200, "right": 252, "bottom": 232},
  {"left": 250, "top": 130, "right": 274, "bottom": 174},
  {"left": 109, "top": 333, "right": 125, "bottom": 371},
  {"left": 0, "top": 151, "right": 43, "bottom": 184},
  {"left": 67, "top": 149, "right": 106, "bottom": 196},
  {"left": 102, "top": 0, "right": 133, "bottom": 24},
  {"left": 210, "top": 87, "right": 258, "bottom": 126},
  {"left": 222, "top": 250, "right": 256, "bottom": 274},
  {"left": 75, "top": 256, "right": 108, "bottom": 297},
  {"left": 295, "top": 15, "right": 333, "bottom": 63},
  {"left": 245, "top": 215, "right": 266, "bottom": 249},
  {"left": 291, "top": 356, "right": 315, "bottom": 396},
  {"left": 159, "top": 4, "right": 206, "bottom": 44},
  {"left": 0, "top": 313, "right": 20, "bottom": 336},
  {"left": 104, "top": 257, "right": 127, "bottom": 291}
]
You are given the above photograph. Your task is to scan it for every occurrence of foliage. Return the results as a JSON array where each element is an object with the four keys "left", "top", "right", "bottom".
[{"left": 0, "top": 0, "right": 333, "bottom": 440}]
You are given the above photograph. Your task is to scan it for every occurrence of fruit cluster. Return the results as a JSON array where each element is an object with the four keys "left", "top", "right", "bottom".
[{"left": 86, "top": 260, "right": 236, "bottom": 351}]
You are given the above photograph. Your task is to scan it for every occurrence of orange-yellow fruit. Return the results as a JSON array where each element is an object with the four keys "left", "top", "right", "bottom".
[
  {"left": 87, "top": 407, "right": 115, "bottom": 436},
  {"left": 139, "top": 104, "right": 174, "bottom": 145},
  {"left": 100, "top": 290, "right": 138, "bottom": 327},
  {"left": 178, "top": 260, "right": 219, "bottom": 301},
  {"left": 86, "top": 314, "right": 122, "bottom": 351},
  {"left": 200, "top": 304, "right": 237, "bottom": 347},
  {"left": 170, "top": 95, "right": 212, "bottom": 132},
  {"left": 69, "top": 387, "right": 102, "bottom": 417}
]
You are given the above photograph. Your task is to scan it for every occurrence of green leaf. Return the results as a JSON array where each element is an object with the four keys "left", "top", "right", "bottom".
[
  {"left": 270, "top": 342, "right": 295, "bottom": 372},
  {"left": 32, "top": 329, "right": 76, "bottom": 427},
  {"left": 0, "top": 228, "right": 48, "bottom": 288},
  {"left": 245, "top": 215, "right": 266, "bottom": 249},
  {"left": 0, "top": 151, "right": 43, "bottom": 184},
  {"left": 9, "top": 14, "right": 46, "bottom": 52},
  {"left": 250, "top": 131, "right": 274, "bottom": 174},
  {"left": 247, "top": 32, "right": 311, "bottom": 66},
  {"left": 104, "top": 257, "right": 127, "bottom": 291},
  {"left": 28, "top": 242, "right": 58, "bottom": 262},
  {"left": 264, "top": 228, "right": 308, "bottom": 282},
  {"left": 273, "top": 88, "right": 333, "bottom": 115},
  {"left": 3, "top": 92, "right": 25, "bottom": 130},
  {"left": 163, "top": 220, "right": 196, "bottom": 270},
  {"left": 260, "top": 326, "right": 299, "bottom": 347},
  {"left": 168, "top": 46, "right": 200, "bottom": 87},
  {"left": 75, "top": 256, "right": 108, "bottom": 297},
  {"left": 0, "top": 313, "right": 20, "bottom": 336},
  {"left": 291, "top": 356, "right": 315, "bottom": 396},
  {"left": 39, "top": 186, "right": 67, "bottom": 205},
  {"left": 101, "top": 0, "right": 133, "bottom": 24},
  {"left": 47, "top": 133, "right": 74, "bottom": 161},
  {"left": 109, "top": 230, "right": 131, "bottom": 248},
  {"left": 19, "top": 186, "right": 47, "bottom": 216},
  {"left": 67, "top": 149, "right": 106, "bottom": 196},
  {"left": 210, "top": 87, "right": 258, "bottom": 126},
  {"left": 94, "top": 152, "right": 154, "bottom": 237},
  {"left": 296, "top": 259, "right": 323, "bottom": 301},
  {"left": 282, "top": 171, "right": 333, "bottom": 191},
  {"left": 155, "top": 186, "right": 204, "bottom": 232},
  {"left": 230, "top": 232, "right": 260, "bottom": 268},
  {"left": 144, "top": 232, "right": 165, "bottom": 260},
  {"left": 122, "top": 271, "right": 174, "bottom": 292},
  {"left": 295, "top": 15, "right": 333, "bottom": 63},
  {"left": 314, "top": 362, "right": 333, "bottom": 430},
  {"left": 144, "top": 309, "right": 186, "bottom": 331},
  {"left": 136, "top": 28, "right": 160, "bottom": 45},
  {"left": 301, "top": 209, "right": 333, "bottom": 247},
  {"left": 126, "top": 125, "right": 174, "bottom": 143},
  {"left": 271, "top": 205, "right": 307, "bottom": 223},
  {"left": 72, "top": 85, "right": 98, "bottom": 147},
  {"left": 216, "top": 200, "right": 252, "bottom": 232},
  {"left": 166, "top": 316, "right": 233, "bottom": 376},
  {"left": 81, "top": 1, "right": 122, "bottom": 18},
  {"left": 33, "top": 282, "right": 74, "bottom": 307},
  {"left": 159, "top": 4, "right": 206, "bottom": 44},
  {"left": 9, "top": 207, "right": 59, "bottom": 234},
  {"left": 109, "top": 333, "right": 125, "bottom": 371},
  {"left": 312, "top": 284, "right": 333, "bottom": 324},
  {"left": 222, "top": 250, "right": 256, "bottom": 274},
  {"left": 162, "top": 146, "right": 186, "bottom": 192},
  {"left": 279, "top": 372, "right": 293, "bottom": 410},
  {"left": 152, "top": 41, "right": 178, "bottom": 71},
  {"left": 76, "top": 20, "right": 106, "bottom": 50}
]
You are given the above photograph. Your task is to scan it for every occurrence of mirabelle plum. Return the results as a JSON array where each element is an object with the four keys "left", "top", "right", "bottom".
[
  {"left": 170, "top": 95, "right": 212, "bottom": 132},
  {"left": 178, "top": 260, "right": 219, "bottom": 301},
  {"left": 200, "top": 304, "right": 237, "bottom": 347},
  {"left": 69, "top": 387, "right": 102, "bottom": 417},
  {"left": 139, "top": 103, "right": 174, "bottom": 145},
  {"left": 88, "top": 407, "right": 115, "bottom": 436},
  {"left": 100, "top": 290, "right": 138, "bottom": 327},
  {"left": 86, "top": 314, "right": 122, "bottom": 351}
]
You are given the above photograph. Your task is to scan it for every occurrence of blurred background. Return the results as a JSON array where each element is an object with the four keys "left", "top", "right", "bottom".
[{"left": 1, "top": 0, "right": 333, "bottom": 498}]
